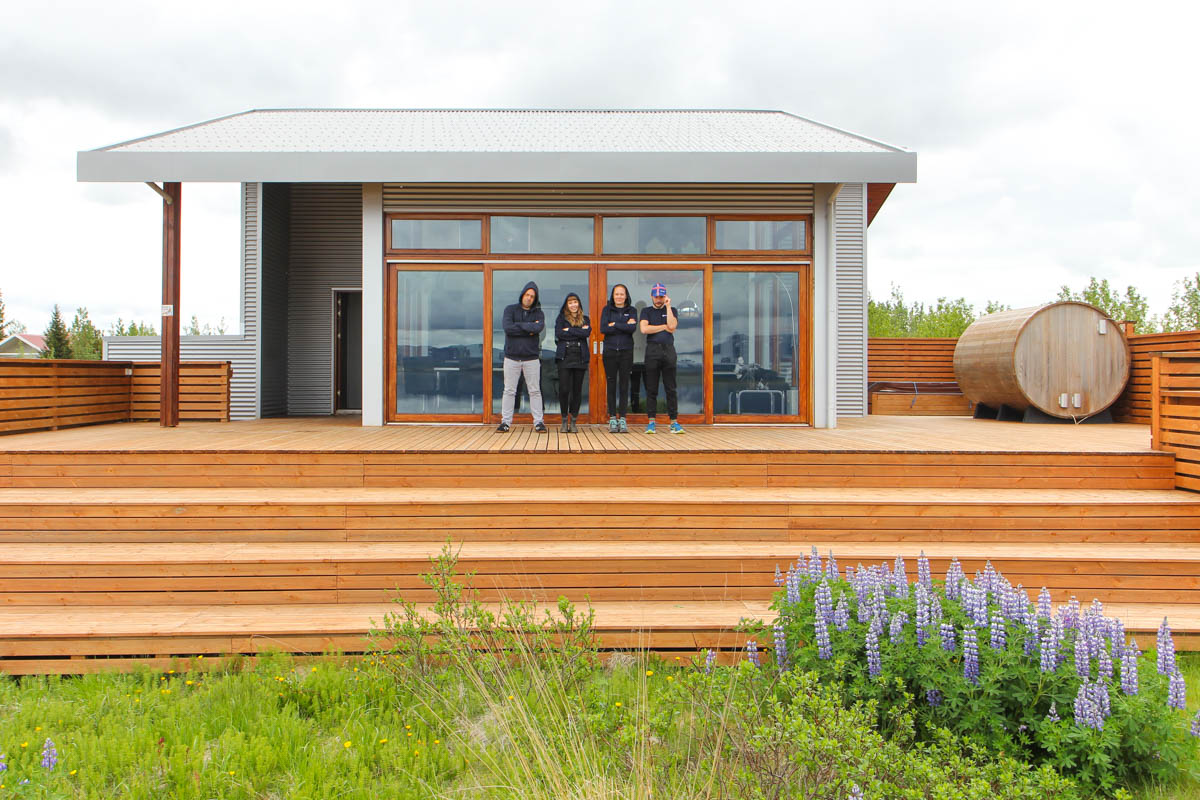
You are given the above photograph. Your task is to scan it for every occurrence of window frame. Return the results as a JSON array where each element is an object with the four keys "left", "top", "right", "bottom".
[
  {"left": 708, "top": 215, "right": 812, "bottom": 256},
  {"left": 386, "top": 214, "right": 488, "bottom": 255}
]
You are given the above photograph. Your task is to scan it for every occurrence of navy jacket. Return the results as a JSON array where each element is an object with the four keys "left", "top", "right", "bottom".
[
  {"left": 501, "top": 281, "right": 545, "bottom": 361},
  {"left": 599, "top": 303, "right": 638, "bottom": 351},
  {"left": 554, "top": 312, "right": 591, "bottom": 367}
]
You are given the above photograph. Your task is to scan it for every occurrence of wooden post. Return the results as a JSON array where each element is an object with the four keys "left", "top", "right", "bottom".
[
  {"left": 160, "top": 182, "right": 181, "bottom": 427},
  {"left": 1121, "top": 320, "right": 1136, "bottom": 337},
  {"left": 1150, "top": 354, "right": 1162, "bottom": 452}
]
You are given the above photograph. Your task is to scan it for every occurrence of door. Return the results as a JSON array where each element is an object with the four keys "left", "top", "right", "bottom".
[{"left": 334, "top": 290, "right": 363, "bottom": 412}]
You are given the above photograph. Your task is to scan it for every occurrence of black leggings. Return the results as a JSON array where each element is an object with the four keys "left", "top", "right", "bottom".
[
  {"left": 602, "top": 348, "right": 633, "bottom": 417},
  {"left": 643, "top": 342, "right": 678, "bottom": 420},
  {"left": 558, "top": 366, "right": 587, "bottom": 416}
]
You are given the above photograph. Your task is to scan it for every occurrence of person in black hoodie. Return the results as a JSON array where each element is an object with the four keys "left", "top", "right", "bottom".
[
  {"left": 599, "top": 283, "right": 637, "bottom": 433},
  {"left": 554, "top": 292, "right": 591, "bottom": 433},
  {"left": 497, "top": 281, "right": 546, "bottom": 433}
]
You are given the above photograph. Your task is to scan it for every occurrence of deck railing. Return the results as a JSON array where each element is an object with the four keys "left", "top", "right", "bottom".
[
  {"left": 1151, "top": 352, "right": 1200, "bottom": 491},
  {"left": 0, "top": 358, "right": 231, "bottom": 434}
]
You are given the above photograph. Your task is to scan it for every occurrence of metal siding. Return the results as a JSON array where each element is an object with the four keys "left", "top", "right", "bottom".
[
  {"left": 102, "top": 336, "right": 257, "bottom": 419},
  {"left": 240, "top": 182, "right": 260, "bottom": 417},
  {"left": 834, "top": 183, "right": 867, "bottom": 416},
  {"left": 260, "top": 183, "right": 291, "bottom": 416},
  {"left": 287, "top": 183, "right": 363, "bottom": 415},
  {"left": 382, "top": 182, "right": 814, "bottom": 212}
]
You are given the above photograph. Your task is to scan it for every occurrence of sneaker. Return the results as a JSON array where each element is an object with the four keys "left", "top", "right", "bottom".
[
  {"left": 534, "top": 422, "right": 548, "bottom": 433},
  {"left": 608, "top": 416, "right": 618, "bottom": 433},
  {"left": 644, "top": 420, "right": 657, "bottom": 435},
  {"left": 669, "top": 421, "right": 686, "bottom": 435},
  {"left": 618, "top": 417, "right": 628, "bottom": 434},
  {"left": 496, "top": 422, "right": 511, "bottom": 433}
]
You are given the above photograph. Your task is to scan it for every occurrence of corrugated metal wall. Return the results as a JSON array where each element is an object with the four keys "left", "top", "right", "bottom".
[
  {"left": 383, "top": 183, "right": 815, "bottom": 212},
  {"left": 102, "top": 336, "right": 258, "bottom": 419},
  {"left": 834, "top": 183, "right": 868, "bottom": 416},
  {"left": 286, "top": 183, "right": 363, "bottom": 415},
  {"left": 260, "top": 183, "right": 291, "bottom": 416}
]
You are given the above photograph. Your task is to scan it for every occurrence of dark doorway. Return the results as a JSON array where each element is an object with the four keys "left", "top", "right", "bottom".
[{"left": 335, "top": 291, "right": 363, "bottom": 411}]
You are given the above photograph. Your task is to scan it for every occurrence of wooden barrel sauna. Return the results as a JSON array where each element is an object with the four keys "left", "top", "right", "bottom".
[{"left": 953, "top": 302, "right": 1130, "bottom": 419}]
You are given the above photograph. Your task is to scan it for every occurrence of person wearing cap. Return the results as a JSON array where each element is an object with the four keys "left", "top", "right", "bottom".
[
  {"left": 638, "top": 283, "right": 685, "bottom": 434},
  {"left": 497, "top": 280, "right": 547, "bottom": 433}
]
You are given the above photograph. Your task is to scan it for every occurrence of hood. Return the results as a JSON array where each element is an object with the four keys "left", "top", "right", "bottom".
[
  {"left": 518, "top": 281, "right": 540, "bottom": 308},
  {"left": 606, "top": 284, "right": 632, "bottom": 310},
  {"left": 559, "top": 292, "right": 583, "bottom": 317}
]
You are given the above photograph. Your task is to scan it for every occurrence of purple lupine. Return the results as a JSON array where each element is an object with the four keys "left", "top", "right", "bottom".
[
  {"left": 926, "top": 688, "right": 942, "bottom": 707},
  {"left": 1191, "top": 709, "right": 1200, "bottom": 737},
  {"left": 915, "top": 584, "right": 930, "bottom": 648},
  {"left": 1037, "top": 587, "right": 1052, "bottom": 620},
  {"left": 808, "top": 546, "right": 823, "bottom": 581},
  {"left": 773, "top": 565, "right": 783, "bottom": 586},
  {"left": 1039, "top": 618, "right": 1060, "bottom": 674},
  {"left": 1169, "top": 668, "right": 1187, "bottom": 711},
  {"left": 1120, "top": 638, "right": 1140, "bottom": 695},
  {"left": 815, "top": 615, "right": 832, "bottom": 660},
  {"left": 989, "top": 611, "right": 1007, "bottom": 650},
  {"left": 888, "top": 611, "right": 908, "bottom": 645},
  {"left": 893, "top": 555, "right": 909, "bottom": 598},
  {"left": 845, "top": 564, "right": 855, "bottom": 584},
  {"left": 1061, "top": 597, "right": 1080, "bottom": 631},
  {"left": 41, "top": 738, "right": 56, "bottom": 771},
  {"left": 857, "top": 586, "right": 875, "bottom": 624},
  {"left": 815, "top": 580, "right": 835, "bottom": 625},
  {"left": 826, "top": 551, "right": 839, "bottom": 582},
  {"left": 945, "top": 558, "right": 964, "bottom": 601},
  {"left": 930, "top": 592, "right": 943, "bottom": 626},
  {"left": 1015, "top": 584, "right": 1030, "bottom": 622},
  {"left": 980, "top": 560, "right": 997, "bottom": 602},
  {"left": 1023, "top": 615, "right": 1039, "bottom": 657},
  {"left": 940, "top": 622, "right": 957, "bottom": 652},
  {"left": 746, "top": 640, "right": 760, "bottom": 667},
  {"left": 833, "top": 595, "right": 850, "bottom": 632},
  {"left": 963, "top": 627, "right": 979, "bottom": 685},
  {"left": 865, "top": 622, "right": 882, "bottom": 678},
  {"left": 1075, "top": 625, "right": 1093, "bottom": 680},
  {"left": 703, "top": 648, "right": 716, "bottom": 674},
  {"left": 1047, "top": 701, "right": 1060, "bottom": 722},
  {"left": 0, "top": 753, "right": 6, "bottom": 772},
  {"left": 1097, "top": 641, "right": 1113, "bottom": 682},
  {"left": 1074, "top": 682, "right": 1103, "bottom": 731},
  {"left": 1158, "top": 618, "right": 1176, "bottom": 676},
  {"left": 966, "top": 584, "right": 989, "bottom": 627},
  {"left": 773, "top": 623, "right": 789, "bottom": 670},
  {"left": 917, "top": 551, "right": 932, "bottom": 591},
  {"left": 1090, "top": 680, "right": 1111, "bottom": 720}
]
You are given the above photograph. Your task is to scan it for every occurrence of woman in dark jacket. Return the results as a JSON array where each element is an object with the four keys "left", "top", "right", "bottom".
[
  {"left": 554, "top": 292, "right": 591, "bottom": 433},
  {"left": 599, "top": 284, "right": 637, "bottom": 433}
]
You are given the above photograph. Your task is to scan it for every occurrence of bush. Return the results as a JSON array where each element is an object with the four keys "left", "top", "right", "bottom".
[{"left": 766, "top": 549, "right": 1198, "bottom": 795}]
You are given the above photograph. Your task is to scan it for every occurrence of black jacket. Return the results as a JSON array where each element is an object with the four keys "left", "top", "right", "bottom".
[
  {"left": 554, "top": 293, "right": 591, "bottom": 367},
  {"left": 599, "top": 302, "right": 638, "bottom": 352},
  {"left": 501, "top": 281, "right": 545, "bottom": 361}
]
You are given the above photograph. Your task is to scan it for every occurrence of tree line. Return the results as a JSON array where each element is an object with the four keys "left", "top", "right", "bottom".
[{"left": 869, "top": 274, "right": 1200, "bottom": 338}]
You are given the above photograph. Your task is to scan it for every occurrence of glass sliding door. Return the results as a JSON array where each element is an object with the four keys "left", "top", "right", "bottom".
[
  {"left": 490, "top": 268, "right": 590, "bottom": 420},
  {"left": 600, "top": 268, "right": 705, "bottom": 419},
  {"left": 392, "top": 269, "right": 484, "bottom": 417},
  {"left": 712, "top": 270, "right": 801, "bottom": 419}
]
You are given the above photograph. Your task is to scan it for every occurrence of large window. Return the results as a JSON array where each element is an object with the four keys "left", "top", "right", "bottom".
[
  {"left": 714, "top": 219, "right": 807, "bottom": 252},
  {"left": 491, "top": 216, "right": 594, "bottom": 254},
  {"left": 393, "top": 270, "right": 484, "bottom": 414},
  {"left": 390, "top": 219, "right": 482, "bottom": 251},
  {"left": 602, "top": 217, "right": 706, "bottom": 255},
  {"left": 712, "top": 271, "right": 800, "bottom": 416}
]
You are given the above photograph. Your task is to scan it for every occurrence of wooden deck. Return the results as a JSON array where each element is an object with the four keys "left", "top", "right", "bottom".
[{"left": 1, "top": 415, "right": 1197, "bottom": 672}]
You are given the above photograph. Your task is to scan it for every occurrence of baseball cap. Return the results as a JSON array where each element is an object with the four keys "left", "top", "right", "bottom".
[{"left": 650, "top": 283, "right": 667, "bottom": 297}]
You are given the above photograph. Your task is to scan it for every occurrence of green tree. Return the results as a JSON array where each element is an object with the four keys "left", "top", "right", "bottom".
[
  {"left": 41, "top": 305, "right": 73, "bottom": 359},
  {"left": 1056, "top": 277, "right": 1159, "bottom": 332},
  {"left": 868, "top": 285, "right": 1005, "bottom": 338},
  {"left": 1162, "top": 273, "right": 1200, "bottom": 333},
  {"left": 0, "top": 289, "right": 7, "bottom": 338},
  {"left": 107, "top": 318, "right": 157, "bottom": 336},
  {"left": 68, "top": 307, "right": 103, "bottom": 360}
]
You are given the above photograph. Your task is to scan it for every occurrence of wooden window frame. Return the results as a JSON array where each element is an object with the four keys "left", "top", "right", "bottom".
[
  {"left": 599, "top": 213, "right": 710, "bottom": 258},
  {"left": 488, "top": 214, "right": 597, "bottom": 256},
  {"left": 709, "top": 215, "right": 813, "bottom": 256},
  {"left": 386, "top": 215, "right": 487, "bottom": 256}
]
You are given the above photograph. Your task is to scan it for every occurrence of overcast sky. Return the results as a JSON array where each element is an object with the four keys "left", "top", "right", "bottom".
[{"left": 3, "top": 0, "right": 1198, "bottom": 335}]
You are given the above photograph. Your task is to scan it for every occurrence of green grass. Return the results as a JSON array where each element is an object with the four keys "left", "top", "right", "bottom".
[{"left": 1132, "top": 653, "right": 1200, "bottom": 799}]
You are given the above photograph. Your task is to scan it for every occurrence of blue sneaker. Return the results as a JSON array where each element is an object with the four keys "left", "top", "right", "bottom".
[
  {"left": 618, "top": 417, "right": 628, "bottom": 434},
  {"left": 608, "top": 416, "right": 618, "bottom": 433},
  {"left": 669, "top": 421, "right": 686, "bottom": 435},
  {"left": 644, "top": 420, "right": 657, "bottom": 435}
]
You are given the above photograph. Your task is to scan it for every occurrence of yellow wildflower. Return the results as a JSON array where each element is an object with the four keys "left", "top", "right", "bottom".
[{"left": 343, "top": 741, "right": 352, "bottom": 748}]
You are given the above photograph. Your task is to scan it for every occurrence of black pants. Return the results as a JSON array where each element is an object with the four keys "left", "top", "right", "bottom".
[
  {"left": 643, "top": 342, "right": 678, "bottom": 420},
  {"left": 558, "top": 366, "right": 587, "bottom": 417},
  {"left": 602, "top": 348, "right": 633, "bottom": 417}
]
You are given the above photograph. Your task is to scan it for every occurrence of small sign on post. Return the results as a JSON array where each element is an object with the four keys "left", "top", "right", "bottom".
[{"left": 161, "top": 305, "right": 174, "bottom": 317}]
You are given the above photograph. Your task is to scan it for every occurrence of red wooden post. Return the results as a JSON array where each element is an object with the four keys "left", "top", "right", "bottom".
[{"left": 161, "top": 182, "right": 181, "bottom": 427}]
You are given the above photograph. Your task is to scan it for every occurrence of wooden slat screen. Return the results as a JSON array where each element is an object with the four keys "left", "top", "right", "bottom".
[
  {"left": 1112, "top": 331, "right": 1200, "bottom": 424},
  {"left": 1151, "top": 352, "right": 1200, "bottom": 491},
  {"left": 0, "top": 358, "right": 231, "bottom": 434},
  {"left": 867, "top": 338, "right": 959, "bottom": 382},
  {"left": 383, "top": 182, "right": 815, "bottom": 212}
]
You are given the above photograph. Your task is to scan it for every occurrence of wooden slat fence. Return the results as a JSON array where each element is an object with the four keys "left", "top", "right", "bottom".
[
  {"left": 0, "top": 359, "right": 230, "bottom": 434},
  {"left": 1151, "top": 352, "right": 1200, "bottom": 491},
  {"left": 1113, "top": 331, "right": 1200, "bottom": 424}
]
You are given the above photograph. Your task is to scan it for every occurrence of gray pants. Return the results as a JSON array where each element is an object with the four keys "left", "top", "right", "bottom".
[{"left": 501, "top": 357, "right": 544, "bottom": 425}]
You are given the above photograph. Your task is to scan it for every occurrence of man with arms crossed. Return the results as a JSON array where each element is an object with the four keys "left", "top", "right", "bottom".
[
  {"left": 497, "top": 281, "right": 547, "bottom": 433},
  {"left": 639, "top": 282, "right": 685, "bottom": 434}
]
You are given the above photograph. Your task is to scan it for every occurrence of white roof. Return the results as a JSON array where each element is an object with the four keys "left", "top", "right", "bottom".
[{"left": 78, "top": 109, "right": 917, "bottom": 183}]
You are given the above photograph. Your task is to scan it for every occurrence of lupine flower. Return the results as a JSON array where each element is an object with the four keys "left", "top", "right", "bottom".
[
  {"left": 1047, "top": 702, "right": 1060, "bottom": 722},
  {"left": 917, "top": 551, "right": 932, "bottom": 591},
  {"left": 746, "top": 640, "right": 760, "bottom": 667},
  {"left": 989, "top": 611, "right": 1007, "bottom": 650},
  {"left": 893, "top": 555, "right": 909, "bottom": 598},
  {"left": 1075, "top": 625, "right": 1093, "bottom": 680},
  {"left": 963, "top": 627, "right": 980, "bottom": 685},
  {"left": 773, "top": 565, "right": 783, "bottom": 586},
  {"left": 1120, "top": 638, "right": 1140, "bottom": 696},
  {"left": 1023, "top": 615, "right": 1039, "bottom": 657},
  {"left": 945, "top": 559, "right": 964, "bottom": 601},
  {"left": 703, "top": 649, "right": 716, "bottom": 674},
  {"left": 808, "top": 546, "right": 823, "bottom": 581},
  {"left": 865, "top": 623, "right": 882, "bottom": 678},
  {"left": 0, "top": 754, "right": 6, "bottom": 772},
  {"left": 1040, "top": 618, "right": 1060, "bottom": 674},
  {"left": 786, "top": 570, "right": 801, "bottom": 605},
  {"left": 773, "top": 624, "right": 788, "bottom": 670},
  {"left": 940, "top": 622, "right": 956, "bottom": 652},
  {"left": 1037, "top": 587, "right": 1052, "bottom": 620},
  {"left": 1168, "top": 668, "right": 1187, "bottom": 711},
  {"left": 849, "top": 785, "right": 863, "bottom": 800},
  {"left": 833, "top": 595, "right": 850, "bottom": 631},
  {"left": 41, "top": 739, "right": 56, "bottom": 771},
  {"left": 930, "top": 592, "right": 943, "bottom": 626},
  {"left": 814, "top": 615, "right": 832, "bottom": 660},
  {"left": 1191, "top": 709, "right": 1200, "bottom": 737},
  {"left": 1074, "top": 682, "right": 1104, "bottom": 731},
  {"left": 915, "top": 584, "right": 930, "bottom": 647},
  {"left": 965, "top": 584, "right": 989, "bottom": 627},
  {"left": 1097, "top": 641, "right": 1113, "bottom": 682},
  {"left": 888, "top": 611, "right": 908, "bottom": 645},
  {"left": 926, "top": 689, "right": 943, "bottom": 707},
  {"left": 845, "top": 564, "right": 855, "bottom": 584},
  {"left": 815, "top": 580, "right": 834, "bottom": 625},
  {"left": 1061, "top": 597, "right": 1080, "bottom": 630},
  {"left": 1158, "top": 617, "right": 1177, "bottom": 676},
  {"left": 826, "top": 551, "right": 839, "bottom": 582},
  {"left": 980, "top": 560, "right": 997, "bottom": 602},
  {"left": 1090, "top": 680, "right": 1111, "bottom": 719}
]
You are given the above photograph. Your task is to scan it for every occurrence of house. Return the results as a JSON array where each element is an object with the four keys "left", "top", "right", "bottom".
[
  {"left": 0, "top": 333, "right": 46, "bottom": 359},
  {"left": 81, "top": 109, "right": 917, "bottom": 427}
]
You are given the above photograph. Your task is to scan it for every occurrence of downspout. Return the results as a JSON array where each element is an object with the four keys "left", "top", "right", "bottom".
[{"left": 826, "top": 183, "right": 843, "bottom": 428}]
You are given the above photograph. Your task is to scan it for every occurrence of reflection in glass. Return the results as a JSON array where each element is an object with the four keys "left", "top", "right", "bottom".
[
  {"left": 715, "top": 220, "right": 806, "bottom": 251},
  {"left": 391, "top": 219, "right": 482, "bottom": 250},
  {"left": 602, "top": 217, "right": 705, "bottom": 254},
  {"left": 490, "top": 270, "right": 590, "bottom": 418},
  {"left": 603, "top": 269, "right": 704, "bottom": 416},
  {"left": 491, "top": 216, "right": 594, "bottom": 254},
  {"left": 712, "top": 271, "right": 800, "bottom": 416},
  {"left": 394, "top": 271, "right": 484, "bottom": 415}
]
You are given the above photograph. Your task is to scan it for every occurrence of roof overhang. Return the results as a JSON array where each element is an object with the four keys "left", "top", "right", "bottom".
[{"left": 77, "top": 150, "right": 917, "bottom": 184}]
